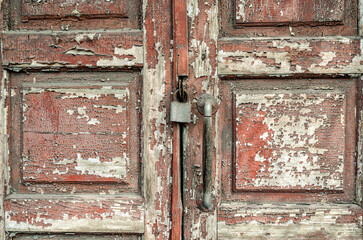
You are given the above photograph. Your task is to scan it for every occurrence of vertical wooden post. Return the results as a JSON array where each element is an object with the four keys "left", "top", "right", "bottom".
[{"left": 171, "top": 0, "right": 188, "bottom": 239}]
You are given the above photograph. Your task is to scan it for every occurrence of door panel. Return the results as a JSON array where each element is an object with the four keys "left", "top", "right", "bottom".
[
  {"left": 220, "top": 79, "right": 356, "bottom": 202},
  {"left": 11, "top": 0, "right": 140, "bottom": 30},
  {"left": 2, "top": 0, "right": 363, "bottom": 239},
  {"left": 235, "top": 0, "right": 345, "bottom": 26},
  {"left": 9, "top": 72, "right": 141, "bottom": 192},
  {"left": 221, "top": 0, "right": 357, "bottom": 37},
  {"left": 184, "top": 0, "right": 363, "bottom": 239},
  {"left": 1, "top": 0, "right": 173, "bottom": 239},
  {"left": 218, "top": 203, "right": 363, "bottom": 239},
  {"left": 13, "top": 235, "right": 141, "bottom": 240}
]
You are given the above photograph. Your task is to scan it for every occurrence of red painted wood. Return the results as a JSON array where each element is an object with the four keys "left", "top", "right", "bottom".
[
  {"left": 173, "top": 0, "right": 188, "bottom": 76},
  {"left": 143, "top": 0, "right": 174, "bottom": 238},
  {"left": 235, "top": 0, "right": 344, "bottom": 26},
  {"left": 1, "top": 0, "right": 173, "bottom": 237},
  {"left": 23, "top": 87, "right": 129, "bottom": 133},
  {"left": 9, "top": 72, "right": 141, "bottom": 192},
  {"left": 220, "top": 79, "right": 356, "bottom": 203},
  {"left": 22, "top": 0, "right": 128, "bottom": 20},
  {"left": 22, "top": 132, "right": 131, "bottom": 183},
  {"left": 2, "top": 32, "right": 143, "bottom": 70},
  {"left": 9, "top": 0, "right": 140, "bottom": 30},
  {"left": 171, "top": 124, "right": 182, "bottom": 240},
  {"left": 221, "top": 0, "right": 357, "bottom": 37},
  {"left": 218, "top": 38, "right": 361, "bottom": 76},
  {"left": 14, "top": 234, "right": 141, "bottom": 240},
  {"left": 234, "top": 92, "right": 346, "bottom": 192},
  {"left": 171, "top": 0, "right": 187, "bottom": 238},
  {"left": 4, "top": 195, "right": 144, "bottom": 232}
]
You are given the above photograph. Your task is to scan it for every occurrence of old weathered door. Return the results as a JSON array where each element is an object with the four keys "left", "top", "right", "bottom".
[
  {"left": 0, "top": 0, "right": 174, "bottom": 239},
  {"left": 2, "top": 0, "right": 363, "bottom": 239},
  {"left": 183, "top": 0, "right": 363, "bottom": 239}
]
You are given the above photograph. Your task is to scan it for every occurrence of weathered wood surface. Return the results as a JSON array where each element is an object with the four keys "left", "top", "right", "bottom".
[
  {"left": 4, "top": 194, "right": 144, "bottom": 233},
  {"left": 0, "top": 0, "right": 173, "bottom": 237},
  {"left": 2, "top": 32, "right": 143, "bottom": 69},
  {"left": 13, "top": 234, "right": 141, "bottom": 240},
  {"left": 183, "top": 0, "right": 219, "bottom": 239},
  {"left": 235, "top": 0, "right": 344, "bottom": 25},
  {"left": 220, "top": 79, "right": 357, "bottom": 203},
  {"left": 23, "top": 87, "right": 129, "bottom": 133},
  {"left": 23, "top": 133, "right": 130, "bottom": 183},
  {"left": 22, "top": 0, "right": 129, "bottom": 20},
  {"left": 234, "top": 92, "right": 346, "bottom": 192},
  {"left": 142, "top": 0, "right": 174, "bottom": 238},
  {"left": 218, "top": 203, "right": 363, "bottom": 239},
  {"left": 220, "top": 0, "right": 357, "bottom": 37},
  {"left": 9, "top": 0, "right": 140, "bottom": 30},
  {"left": 219, "top": 38, "right": 363, "bottom": 76}
]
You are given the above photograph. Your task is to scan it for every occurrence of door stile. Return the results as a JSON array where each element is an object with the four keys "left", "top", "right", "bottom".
[
  {"left": 0, "top": 0, "right": 8, "bottom": 237},
  {"left": 142, "top": 0, "right": 174, "bottom": 239},
  {"left": 171, "top": 0, "right": 188, "bottom": 238},
  {"left": 356, "top": 0, "right": 363, "bottom": 208},
  {"left": 183, "top": 0, "right": 219, "bottom": 239}
]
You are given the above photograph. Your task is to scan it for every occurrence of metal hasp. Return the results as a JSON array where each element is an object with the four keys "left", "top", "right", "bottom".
[{"left": 197, "top": 94, "right": 218, "bottom": 211}]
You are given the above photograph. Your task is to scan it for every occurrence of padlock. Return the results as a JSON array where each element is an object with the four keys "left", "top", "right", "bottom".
[
  {"left": 170, "top": 101, "right": 191, "bottom": 123},
  {"left": 170, "top": 89, "right": 191, "bottom": 123}
]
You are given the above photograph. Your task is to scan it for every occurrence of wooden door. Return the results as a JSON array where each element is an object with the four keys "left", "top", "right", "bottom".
[
  {"left": 183, "top": 0, "right": 363, "bottom": 239},
  {"left": 0, "top": 0, "right": 174, "bottom": 239}
]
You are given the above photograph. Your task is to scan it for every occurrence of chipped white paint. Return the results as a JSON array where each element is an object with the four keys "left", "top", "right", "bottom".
[
  {"left": 207, "top": 4, "right": 218, "bottom": 42},
  {"left": 74, "top": 153, "right": 128, "bottom": 179},
  {"left": 52, "top": 152, "right": 128, "bottom": 179},
  {"left": 271, "top": 40, "right": 311, "bottom": 51},
  {"left": 66, "top": 109, "right": 74, "bottom": 115},
  {"left": 0, "top": 71, "right": 9, "bottom": 239},
  {"left": 97, "top": 45, "right": 143, "bottom": 67},
  {"left": 235, "top": 92, "right": 345, "bottom": 190},
  {"left": 5, "top": 195, "right": 144, "bottom": 233},
  {"left": 359, "top": 0, "right": 363, "bottom": 36},
  {"left": 187, "top": 0, "right": 199, "bottom": 18},
  {"left": 357, "top": 109, "right": 363, "bottom": 205},
  {"left": 64, "top": 47, "right": 97, "bottom": 56},
  {"left": 218, "top": 49, "right": 292, "bottom": 75},
  {"left": 190, "top": 39, "right": 212, "bottom": 79},
  {"left": 142, "top": 41, "right": 170, "bottom": 239},
  {"left": 23, "top": 87, "right": 129, "bottom": 100},
  {"left": 94, "top": 105, "right": 127, "bottom": 114},
  {"left": 142, "top": 0, "right": 172, "bottom": 236},
  {"left": 75, "top": 33, "right": 96, "bottom": 44},
  {"left": 235, "top": 0, "right": 246, "bottom": 21},
  {"left": 218, "top": 38, "right": 363, "bottom": 76},
  {"left": 76, "top": 106, "right": 89, "bottom": 120},
  {"left": 218, "top": 203, "right": 363, "bottom": 239},
  {"left": 87, "top": 118, "right": 100, "bottom": 125}
]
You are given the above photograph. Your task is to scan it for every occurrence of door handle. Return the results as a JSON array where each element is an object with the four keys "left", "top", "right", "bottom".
[{"left": 197, "top": 94, "right": 217, "bottom": 211}]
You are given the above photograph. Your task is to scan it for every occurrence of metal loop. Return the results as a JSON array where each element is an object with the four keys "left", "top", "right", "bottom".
[{"left": 174, "top": 89, "right": 188, "bottom": 103}]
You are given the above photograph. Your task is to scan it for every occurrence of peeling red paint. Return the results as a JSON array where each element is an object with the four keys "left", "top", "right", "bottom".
[
  {"left": 2, "top": 33, "right": 143, "bottom": 70},
  {"left": 221, "top": 0, "right": 357, "bottom": 37},
  {"left": 235, "top": 0, "right": 344, "bottom": 26},
  {"left": 5, "top": 195, "right": 144, "bottom": 233},
  {"left": 235, "top": 109, "right": 272, "bottom": 182}
]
